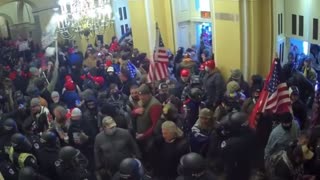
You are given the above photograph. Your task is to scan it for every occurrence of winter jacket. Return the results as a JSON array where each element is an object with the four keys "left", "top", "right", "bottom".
[
  {"left": 151, "top": 137, "right": 190, "bottom": 179},
  {"left": 202, "top": 69, "right": 225, "bottom": 107},
  {"left": 23, "top": 106, "right": 52, "bottom": 134},
  {"left": 190, "top": 124, "right": 213, "bottom": 156},
  {"left": 264, "top": 121, "right": 300, "bottom": 160},
  {"left": 94, "top": 128, "right": 141, "bottom": 174},
  {"left": 221, "top": 127, "right": 256, "bottom": 180},
  {"left": 119, "top": 79, "right": 137, "bottom": 96},
  {"left": 241, "top": 98, "right": 256, "bottom": 115}
]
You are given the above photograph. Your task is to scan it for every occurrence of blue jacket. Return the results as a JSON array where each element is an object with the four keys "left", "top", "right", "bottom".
[
  {"left": 190, "top": 124, "right": 212, "bottom": 155},
  {"left": 62, "top": 91, "right": 80, "bottom": 109}
]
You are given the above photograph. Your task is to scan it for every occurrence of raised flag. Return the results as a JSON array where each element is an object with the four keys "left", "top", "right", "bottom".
[
  {"left": 147, "top": 24, "right": 169, "bottom": 82},
  {"left": 249, "top": 58, "right": 291, "bottom": 128}
]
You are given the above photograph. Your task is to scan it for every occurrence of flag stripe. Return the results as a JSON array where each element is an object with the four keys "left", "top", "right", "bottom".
[
  {"left": 249, "top": 59, "right": 291, "bottom": 128},
  {"left": 147, "top": 25, "right": 169, "bottom": 82}
]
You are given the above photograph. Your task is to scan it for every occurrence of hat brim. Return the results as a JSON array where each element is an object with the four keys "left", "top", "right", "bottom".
[{"left": 106, "top": 122, "right": 117, "bottom": 128}]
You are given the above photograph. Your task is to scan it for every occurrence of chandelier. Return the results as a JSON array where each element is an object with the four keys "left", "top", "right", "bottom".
[{"left": 57, "top": 0, "right": 113, "bottom": 39}]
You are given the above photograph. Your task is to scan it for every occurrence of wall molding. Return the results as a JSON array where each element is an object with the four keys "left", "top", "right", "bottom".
[{"left": 215, "top": 12, "right": 240, "bottom": 22}]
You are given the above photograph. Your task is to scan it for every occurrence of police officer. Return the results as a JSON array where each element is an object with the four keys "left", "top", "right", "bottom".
[
  {"left": 176, "top": 153, "right": 216, "bottom": 180},
  {"left": 0, "top": 118, "right": 18, "bottom": 159},
  {"left": 218, "top": 112, "right": 256, "bottom": 180},
  {"left": 37, "top": 131, "right": 60, "bottom": 179},
  {"left": 112, "top": 158, "right": 151, "bottom": 180},
  {"left": 55, "top": 146, "right": 90, "bottom": 180},
  {"left": 8, "top": 133, "right": 38, "bottom": 170},
  {"left": 18, "top": 167, "right": 50, "bottom": 180},
  {"left": 0, "top": 119, "right": 18, "bottom": 180},
  {"left": 0, "top": 158, "right": 18, "bottom": 180}
]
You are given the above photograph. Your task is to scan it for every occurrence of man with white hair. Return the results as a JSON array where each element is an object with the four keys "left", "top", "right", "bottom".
[{"left": 151, "top": 121, "right": 190, "bottom": 180}]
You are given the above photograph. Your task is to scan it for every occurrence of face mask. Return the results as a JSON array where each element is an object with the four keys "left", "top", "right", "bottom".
[
  {"left": 52, "top": 97, "right": 60, "bottom": 103},
  {"left": 104, "top": 127, "right": 116, "bottom": 135},
  {"left": 205, "top": 67, "right": 209, "bottom": 72},
  {"left": 281, "top": 123, "right": 292, "bottom": 131},
  {"left": 181, "top": 77, "right": 188, "bottom": 83},
  {"left": 108, "top": 72, "right": 114, "bottom": 76}
]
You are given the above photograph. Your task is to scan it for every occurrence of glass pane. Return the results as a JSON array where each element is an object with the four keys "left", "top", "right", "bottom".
[
  {"left": 199, "top": 0, "right": 210, "bottom": 11},
  {"left": 299, "top": 15, "right": 304, "bottom": 36},
  {"left": 119, "top": 7, "right": 123, "bottom": 20},
  {"left": 292, "top": 14, "right": 297, "bottom": 35},
  {"left": 123, "top": 7, "right": 127, "bottom": 20}
]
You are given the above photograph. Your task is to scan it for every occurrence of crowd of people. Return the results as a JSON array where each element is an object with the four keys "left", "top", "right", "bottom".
[{"left": 0, "top": 34, "right": 320, "bottom": 180}]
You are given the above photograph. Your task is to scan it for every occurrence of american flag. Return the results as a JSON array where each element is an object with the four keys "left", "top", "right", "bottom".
[
  {"left": 147, "top": 25, "right": 169, "bottom": 82},
  {"left": 249, "top": 58, "right": 291, "bottom": 128}
]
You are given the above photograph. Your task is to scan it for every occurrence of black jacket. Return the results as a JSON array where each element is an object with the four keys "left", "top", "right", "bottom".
[
  {"left": 37, "top": 147, "right": 59, "bottom": 179},
  {"left": 151, "top": 137, "right": 190, "bottom": 179},
  {"left": 67, "top": 119, "right": 95, "bottom": 151},
  {"left": 94, "top": 128, "right": 141, "bottom": 174},
  {"left": 202, "top": 69, "right": 225, "bottom": 107}
]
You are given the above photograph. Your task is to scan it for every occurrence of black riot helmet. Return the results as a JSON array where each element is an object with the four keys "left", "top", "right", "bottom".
[
  {"left": 2, "top": 118, "right": 17, "bottom": 134},
  {"left": 19, "top": 167, "right": 36, "bottom": 180},
  {"left": 40, "top": 131, "right": 59, "bottom": 148},
  {"left": 11, "top": 133, "right": 32, "bottom": 153},
  {"left": 218, "top": 112, "right": 248, "bottom": 137},
  {"left": 119, "top": 158, "right": 144, "bottom": 180},
  {"left": 178, "top": 153, "right": 206, "bottom": 178},
  {"left": 188, "top": 88, "right": 203, "bottom": 102},
  {"left": 59, "top": 146, "right": 79, "bottom": 162},
  {"left": 59, "top": 146, "right": 88, "bottom": 168}
]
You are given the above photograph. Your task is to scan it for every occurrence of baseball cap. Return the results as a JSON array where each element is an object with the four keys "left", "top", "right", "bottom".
[
  {"left": 138, "top": 84, "right": 151, "bottom": 95},
  {"left": 102, "top": 116, "right": 117, "bottom": 128}
]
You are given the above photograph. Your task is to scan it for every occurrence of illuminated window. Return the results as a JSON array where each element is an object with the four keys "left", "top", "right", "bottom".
[
  {"left": 303, "top": 41, "right": 309, "bottom": 55},
  {"left": 196, "top": 0, "right": 211, "bottom": 11}
]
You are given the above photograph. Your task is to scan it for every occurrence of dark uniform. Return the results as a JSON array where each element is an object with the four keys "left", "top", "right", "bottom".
[
  {"left": 25, "top": 133, "right": 41, "bottom": 156},
  {"left": 37, "top": 131, "right": 60, "bottom": 179},
  {"left": 55, "top": 146, "right": 90, "bottom": 180},
  {"left": 0, "top": 118, "right": 19, "bottom": 180},
  {"left": 176, "top": 152, "right": 216, "bottom": 180},
  {"left": 218, "top": 112, "right": 256, "bottom": 180},
  {"left": 8, "top": 133, "right": 38, "bottom": 170},
  {"left": 112, "top": 158, "right": 151, "bottom": 180},
  {"left": 0, "top": 160, "right": 18, "bottom": 180}
]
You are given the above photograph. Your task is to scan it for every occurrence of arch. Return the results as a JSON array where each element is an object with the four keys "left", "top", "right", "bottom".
[
  {"left": 0, "top": 0, "right": 37, "bottom": 9},
  {"left": 0, "top": 13, "right": 14, "bottom": 25}
]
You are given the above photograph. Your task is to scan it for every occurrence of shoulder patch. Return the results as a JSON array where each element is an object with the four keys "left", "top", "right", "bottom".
[
  {"left": 30, "top": 158, "right": 36, "bottom": 164},
  {"left": 9, "top": 168, "right": 15, "bottom": 175},
  {"left": 221, "top": 141, "right": 227, "bottom": 148},
  {"left": 34, "top": 143, "right": 39, "bottom": 149},
  {"left": 55, "top": 160, "right": 61, "bottom": 167}
]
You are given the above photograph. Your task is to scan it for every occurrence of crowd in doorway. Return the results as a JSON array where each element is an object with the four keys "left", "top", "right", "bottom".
[{"left": 0, "top": 35, "right": 320, "bottom": 180}]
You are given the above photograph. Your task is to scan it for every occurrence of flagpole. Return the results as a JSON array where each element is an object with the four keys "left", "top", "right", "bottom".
[{"left": 152, "top": 22, "right": 159, "bottom": 94}]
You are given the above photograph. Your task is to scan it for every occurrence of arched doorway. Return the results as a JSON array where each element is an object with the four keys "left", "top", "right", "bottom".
[{"left": 0, "top": 15, "right": 13, "bottom": 39}]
